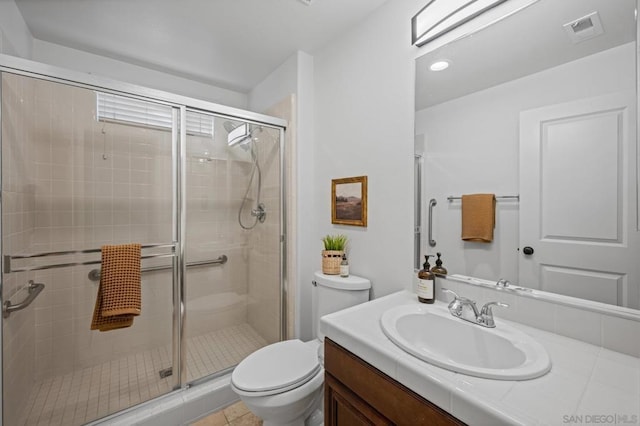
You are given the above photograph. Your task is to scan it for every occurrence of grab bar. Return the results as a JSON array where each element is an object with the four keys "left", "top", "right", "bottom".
[
  {"left": 87, "top": 255, "right": 228, "bottom": 282},
  {"left": 428, "top": 198, "right": 437, "bottom": 247},
  {"left": 4, "top": 243, "right": 176, "bottom": 274},
  {"left": 3, "top": 280, "right": 45, "bottom": 318}
]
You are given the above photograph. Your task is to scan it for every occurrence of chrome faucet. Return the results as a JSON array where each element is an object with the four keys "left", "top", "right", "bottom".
[
  {"left": 496, "top": 278, "right": 511, "bottom": 288},
  {"left": 441, "top": 288, "right": 509, "bottom": 328}
]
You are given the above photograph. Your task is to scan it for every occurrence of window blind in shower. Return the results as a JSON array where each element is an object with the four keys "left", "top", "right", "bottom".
[{"left": 96, "top": 92, "right": 214, "bottom": 137}]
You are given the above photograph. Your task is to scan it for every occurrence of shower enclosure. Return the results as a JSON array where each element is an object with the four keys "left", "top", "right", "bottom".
[{"left": 0, "top": 58, "right": 286, "bottom": 426}]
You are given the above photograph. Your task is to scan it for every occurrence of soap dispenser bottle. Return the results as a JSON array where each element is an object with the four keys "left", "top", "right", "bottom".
[
  {"left": 340, "top": 254, "right": 349, "bottom": 277},
  {"left": 430, "top": 252, "right": 448, "bottom": 276},
  {"left": 417, "top": 255, "right": 435, "bottom": 304}
]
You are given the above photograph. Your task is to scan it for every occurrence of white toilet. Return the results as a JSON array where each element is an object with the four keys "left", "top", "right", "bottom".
[{"left": 231, "top": 271, "right": 371, "bottom": 426}]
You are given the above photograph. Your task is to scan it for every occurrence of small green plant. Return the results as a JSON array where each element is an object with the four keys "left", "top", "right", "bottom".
[{"left": 322, "top": 234, "right": 348, "bottom": 251}]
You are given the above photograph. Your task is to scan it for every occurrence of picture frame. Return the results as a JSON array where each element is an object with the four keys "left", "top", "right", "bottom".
[{"left": 331, "top": 176, "right": 368, "bottom": 227}]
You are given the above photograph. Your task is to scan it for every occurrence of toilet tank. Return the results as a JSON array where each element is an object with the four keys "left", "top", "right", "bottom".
[{"left": 312, "top": 271, "right": 371, "bottom": 342}]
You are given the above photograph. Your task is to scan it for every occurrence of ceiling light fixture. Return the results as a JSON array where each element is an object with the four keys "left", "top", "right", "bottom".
[
  {"left": 429, "top": 60, "right": 450, "bottom": 71},
  {"left": 411, "top": 0, "right": 509, "bottom": 47}
]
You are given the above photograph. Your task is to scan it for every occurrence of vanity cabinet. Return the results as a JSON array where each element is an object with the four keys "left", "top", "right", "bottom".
[{"left": 324, "top": 338, "right": 465, "bottom": 425}]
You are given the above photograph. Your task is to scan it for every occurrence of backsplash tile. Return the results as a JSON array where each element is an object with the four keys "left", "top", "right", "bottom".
[
  {"left": 601, "top": 315, "right": 640, "bottom": 357},
  {"left": 554, "top": 304, "right": 602, "bottom": 347},
  {"left": 440, "top": 276, "right": 640, "bottom": 357}
]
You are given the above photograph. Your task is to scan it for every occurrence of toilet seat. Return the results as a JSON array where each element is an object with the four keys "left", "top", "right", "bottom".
[{"left": 231, "top": 339, "right": 321, "bottom": 397}]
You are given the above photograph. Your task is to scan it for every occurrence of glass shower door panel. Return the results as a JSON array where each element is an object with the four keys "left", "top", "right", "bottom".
[
  {"left": 184, "top": 111, "right": 281, "bottom": 382},
  {"left": 1, "top": 73, "right": 177, "bottom": 425}
]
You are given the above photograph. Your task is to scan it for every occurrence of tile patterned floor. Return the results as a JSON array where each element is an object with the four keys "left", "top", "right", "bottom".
[
  {"left": 191, "top": 401, "right": 262, "bottom": 426},
  {"left": 22, "top": 324, "right": 267, "bottom": 426}
]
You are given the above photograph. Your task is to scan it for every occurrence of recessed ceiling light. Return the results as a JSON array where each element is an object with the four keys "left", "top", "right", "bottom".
[{"left": 429, "top": 60, "right": 450, "bottom": 71}]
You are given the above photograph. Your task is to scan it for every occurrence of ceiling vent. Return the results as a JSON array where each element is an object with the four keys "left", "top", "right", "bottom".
[{"left": 563, "top": 11, "right": 604, "bottom": 44}]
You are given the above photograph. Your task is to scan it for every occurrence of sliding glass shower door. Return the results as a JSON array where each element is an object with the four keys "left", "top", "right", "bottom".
[
  {"left": 0, "top": 64, "right": 286, "bottom": 426},
  {"left": 1, "top": 72, "right": 178, "bottom": 425},
  {"left": 183, "top": 110, "right": 282, "bottom": 383}
]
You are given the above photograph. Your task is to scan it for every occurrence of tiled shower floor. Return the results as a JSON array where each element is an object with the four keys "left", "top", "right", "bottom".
[{"left": 22, "top": 324, "right": 267, "bottom": 426}]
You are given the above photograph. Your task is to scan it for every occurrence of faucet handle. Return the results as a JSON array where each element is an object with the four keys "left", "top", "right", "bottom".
[
  {"left": 441, "top": 288, "right": 463, "bottom": 315},
  {"left": 442, "top": 288, "right": 480, "bottom": 318},
  {"left": 479, "top": 301, "right": 509, "bottom": 327},
  {"left": 442, "top": 288, "right": 477, "bottom": 305},
  {"left": 441, "top": 288, "right": 460, "bottom": 299},
  {"left": 481, "top": 301, "right": 509, "bottom": 315}
]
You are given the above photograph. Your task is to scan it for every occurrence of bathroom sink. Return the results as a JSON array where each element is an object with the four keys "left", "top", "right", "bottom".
[{"left": 380, "top": 304, "right": 551, "bottom": 380}]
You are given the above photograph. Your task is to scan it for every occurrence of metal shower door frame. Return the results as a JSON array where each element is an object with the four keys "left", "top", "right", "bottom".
[{"left": 0, "top": 53, "right": 288, "bottom": 423}]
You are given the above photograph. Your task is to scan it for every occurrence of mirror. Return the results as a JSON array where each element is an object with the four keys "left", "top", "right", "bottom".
[{"left": 415, "top": 0, "right": 639, "bottom": 309}]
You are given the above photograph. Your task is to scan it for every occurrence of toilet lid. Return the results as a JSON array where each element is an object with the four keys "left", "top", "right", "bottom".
[{"left": 232, "top": 340, "right": 321, "bottom": 393}]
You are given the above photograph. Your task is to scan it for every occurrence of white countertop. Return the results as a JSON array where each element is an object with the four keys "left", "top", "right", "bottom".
[{"left": 320, "top": 290, "right": 640, "bottom": 426}]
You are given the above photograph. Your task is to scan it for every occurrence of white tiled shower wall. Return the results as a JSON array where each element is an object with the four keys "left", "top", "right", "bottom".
[
  {"left": 2, "top": 71, "right": 38, "bottom": 426},
  {"left": 246, "top": 126, "right": 282, "bottom": 344},
  {"left": 1, "top": 73, "right": 283, "bottom": 424},
  {"left": 271, "top": 95, "right": 297, "bottom": 341},
  {"left": 26, "top": 77, "right": 176, "bottom": 379},
  {"left": 184, "top": 120, "right": 280, "bottom": 344},
  {"left": 248, "top": 95, "right": 295, "bottom": 343}
]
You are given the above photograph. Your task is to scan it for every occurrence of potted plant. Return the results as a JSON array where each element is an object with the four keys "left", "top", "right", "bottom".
[{"left": 321, "top": 234, "right": 347, "bottom": 275}]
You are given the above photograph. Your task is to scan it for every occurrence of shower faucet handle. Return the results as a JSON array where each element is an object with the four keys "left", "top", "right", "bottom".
[{"left": 251, "top": 203, "right": 267, "bottom": 223}]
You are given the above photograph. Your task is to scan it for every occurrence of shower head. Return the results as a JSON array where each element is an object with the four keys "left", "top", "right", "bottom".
[
  {"left": 225, "top": 121, "right": 252, "bottom": 148},
  {"left": 223, "top": 121, "right": 238, "bottom": 134}
]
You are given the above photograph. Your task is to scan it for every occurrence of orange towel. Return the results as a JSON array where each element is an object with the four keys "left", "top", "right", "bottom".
[
  {"left": 461, "top": 194, "right": 496, "bottom": 243},
  {"left": 91, "top": 243, "right": 142, "bottom": 332}
]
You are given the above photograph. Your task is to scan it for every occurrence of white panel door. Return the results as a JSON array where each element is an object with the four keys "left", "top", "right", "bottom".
[{"left": 519, "top": 92, "right": 639, "bottom": 308}]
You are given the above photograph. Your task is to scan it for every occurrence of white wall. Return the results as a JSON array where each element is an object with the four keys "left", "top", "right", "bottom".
[
  {"left": 32, "top": 40, "right": 248, "bottom": 109},
  {"left": 0, "top": 0, "right": 32, "bottom": 58},
  {"left": 308, "top": 0, "right": 425, "bottom": 339},
  {"left": 250, "top": 52, "right": 300, "bottom": 113},
  {"left": 0, "top": 2, "right": 246, "bottom": 108},
  {"left": 415, "top": 42, "right": 635, "bottom": 283}
]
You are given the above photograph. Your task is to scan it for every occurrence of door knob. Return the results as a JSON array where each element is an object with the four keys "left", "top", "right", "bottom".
[{"left": 522, "top": 246, "right": 534, "bottom": 255}]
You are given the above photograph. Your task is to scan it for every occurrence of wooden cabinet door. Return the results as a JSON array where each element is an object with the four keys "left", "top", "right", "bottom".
[
  {"left": 324, "top": 339, "right": 465, "bottom": 426},
  {"left": 325, "top": 373, "right": 391, "bottom": 426}
]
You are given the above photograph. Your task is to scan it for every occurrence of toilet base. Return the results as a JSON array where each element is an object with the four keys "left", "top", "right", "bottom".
[
  {"left": 305, "top": 406, "right": 324, "bottom": 426},
  {"left": 261, "top": 400, "right": 323, "bottom": 426},
  {"left": 234, "top": 368, "right": 324, "bottom": 426}
]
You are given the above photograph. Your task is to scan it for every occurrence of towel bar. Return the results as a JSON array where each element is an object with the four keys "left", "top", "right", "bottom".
[
  {"left": 87, "top": 255, "right": 228, "bottom": 282},
  {"left": 447, "top": 195, "right": 519, "bottom": 202},
  {"left": 3, "top": 243, "right": 176, "bottom": 274},
  {"left": 3, "top": 280, "right": 45, "bottom": 318}
]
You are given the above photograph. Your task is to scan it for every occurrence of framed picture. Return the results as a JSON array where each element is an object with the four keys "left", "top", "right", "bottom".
[{"left": 332, "top": 176, "right": 368, "bottom": 227}]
